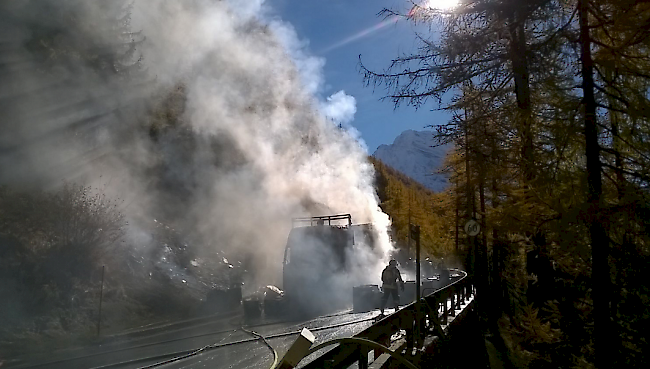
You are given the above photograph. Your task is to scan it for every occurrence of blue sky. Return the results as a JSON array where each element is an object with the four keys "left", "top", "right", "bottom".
[{"left": 266, "top": 0, "right": 451, "bottom": 153}]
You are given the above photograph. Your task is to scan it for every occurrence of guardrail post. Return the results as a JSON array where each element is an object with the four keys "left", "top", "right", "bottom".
[
  {"left": 442, "top": 290, "right": 449, "bottom": 325},
  {"left": 358, "top": 345, "right": 368, "bottom": 369},
  {"left": 417, "top": 301, "right": 427, "bottom": 347},
  {"left": 460, "top": 283, "right": 467, "bottom": 302},
  {"left": 403, "top": 309, "right": 415, "bottom": 350},
  {"left": 449, "top": 286, "right": 456, "bottom": 317},
  {"left": 427, "top": 295, "right": 438, "bottom": 331},
  {"left": 374, "top": 334, "right": 389, "bottom": 361}
]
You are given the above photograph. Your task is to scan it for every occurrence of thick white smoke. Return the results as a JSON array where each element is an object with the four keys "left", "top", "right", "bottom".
[
  {"left": 322, "top": 91, "right": 358, "bottom": 125},
  {"left": 130, "top": 0, "right": 392, "bottom": 285},
  {"left": 0, "top": 0, "right": 392, "bottom": 294}
]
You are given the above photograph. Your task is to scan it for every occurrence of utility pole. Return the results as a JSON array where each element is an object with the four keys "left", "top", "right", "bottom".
[
  {"left": 464, "top": 105, "right": 483, "bottom": 328},
  {"left": 97, "top": 265, "right": 105, "bottom": 336},
  {"left": 410, "top": 223, "right": 421, "bottom": 347},
  {"left": 455, "top": 179, "right": 460, "bottom": 251},
  {"left": 407, "top": 188, "right": 412, "bottom": 258},
  {"left": 464, "top": 108, "right": 476, "bottom": 275},
  {"left": 411, "top": 224, "right": 421, "bottom": 300}
]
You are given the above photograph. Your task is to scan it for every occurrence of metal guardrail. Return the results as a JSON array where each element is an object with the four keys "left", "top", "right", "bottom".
[{"left": 303, "top": 271, "right": 474, "bottom": 369}]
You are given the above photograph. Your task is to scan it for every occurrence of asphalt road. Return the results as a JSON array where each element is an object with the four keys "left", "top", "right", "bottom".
[
  {"left": 9, "top": 272, "right": 460, "bottom": 369},
  {"left": 8, "top": 308, "right": 382, "bottom": 369},
  {"left": 155, "top": 310, "right": 379, "bottom": 369}
]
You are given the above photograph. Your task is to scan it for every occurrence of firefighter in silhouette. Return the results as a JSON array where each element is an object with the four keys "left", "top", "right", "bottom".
[{"left": 379, "top": 259, "right": 404, "bottom": 314}]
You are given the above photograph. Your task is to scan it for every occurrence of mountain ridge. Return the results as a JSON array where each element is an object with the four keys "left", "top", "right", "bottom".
[{"left": 372, "top": 130, "right": 450, "bottom": 192}]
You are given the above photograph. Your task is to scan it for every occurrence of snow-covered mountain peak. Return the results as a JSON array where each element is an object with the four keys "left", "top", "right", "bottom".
[{"left": 373, "top": 130, "right": 450, "bottom": 192}]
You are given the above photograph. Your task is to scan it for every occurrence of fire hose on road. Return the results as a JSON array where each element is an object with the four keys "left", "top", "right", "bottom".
[
  {"left": 91, "top": 272, "right": 471, "bottom": 369},
  {"left": 14, "top": 272, "right": 468, "bottom": 369},
  {"left": 240, "top": 326, "right": 279, "bottom": 369},
  {"left": 106, "top": 316, "right": 378, "bottom": 369}
]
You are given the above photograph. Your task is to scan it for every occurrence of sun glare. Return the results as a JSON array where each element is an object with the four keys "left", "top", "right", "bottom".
[{"left": 425, "top": 0, "right": 460, "bottom": 11}]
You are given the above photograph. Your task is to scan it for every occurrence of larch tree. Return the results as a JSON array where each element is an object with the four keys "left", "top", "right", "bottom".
[
  {"left": 360, "top": 0, "right": 570, "bottom": 333},
  {"left": 362, "top": 0, "right": 650, "bottom": 366}
]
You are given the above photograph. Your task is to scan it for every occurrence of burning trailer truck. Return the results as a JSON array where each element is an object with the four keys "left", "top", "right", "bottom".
[
  {"left": 242, "top": 214, "right": 381, "bottom": 319},
  {"left": 208, "top": 214, "right": 460, "bottom": 319}
]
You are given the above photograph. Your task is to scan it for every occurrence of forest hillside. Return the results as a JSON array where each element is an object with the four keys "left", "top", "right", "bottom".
[{"left": 371, "top": 157, "right": 458, "bottom": 264}]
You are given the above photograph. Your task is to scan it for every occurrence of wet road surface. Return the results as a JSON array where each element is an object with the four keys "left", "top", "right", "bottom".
[
  {"left": 8, "top": 273, "right": 460, "bottom": 369},
  {"left": 8, "top": 308, "right": 383, "bottom": 369}
]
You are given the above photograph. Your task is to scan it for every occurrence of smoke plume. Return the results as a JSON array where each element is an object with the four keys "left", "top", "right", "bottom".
[{"left": 0, "top": 0, "right": 392, "bottom": 297}]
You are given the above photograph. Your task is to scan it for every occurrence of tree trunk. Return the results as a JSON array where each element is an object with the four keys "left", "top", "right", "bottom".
[
  {"left": 478, "top": 173, "right": 489, "bottom": 324},
  {"left": 455, "top": 179, "right": 460, "bottom": 251},
  {"left": 491, "top": 176, "right": 505, "bottom": 319},
  {"left": 579, "top": 0, "right": 609, "bottom": 366},
  {"left": 508, "top": 9, "right": 534, "bottom": 185}
]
